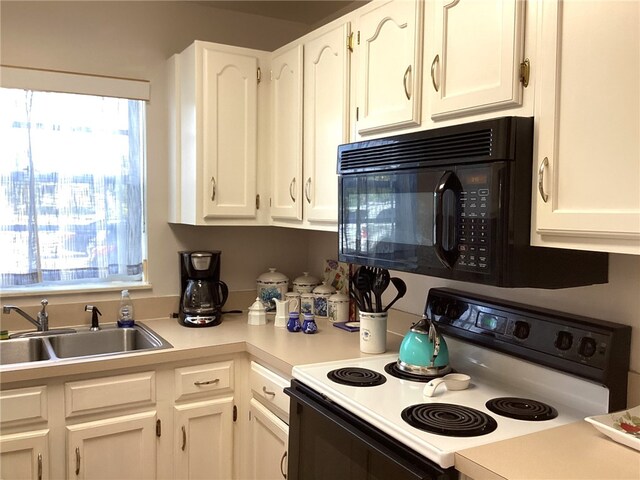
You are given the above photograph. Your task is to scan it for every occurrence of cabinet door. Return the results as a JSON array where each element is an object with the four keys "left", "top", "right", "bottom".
[
  {"left": 356, "top": 0, "right": 423, "bottom": 135},
  {"left": 248, "top": 399, "right": 288, "bottom": 480},
  {"left": 173, "top": 397, "right": 233, "bottom": 480},
  {"left": 271, "top": 45, "right": 303, "bottom": 220},
  {"left": 303, "top": 22, "right": 351, "bottom": 224},
  {"left": 534, "top": 0, "right": 640, "bottom": 254},
  {"left": 1, "top": 430, "right": 49, "bottom": 480},
  {"left": 201, "top": 46, "right": 258, "bottom": 219},
  {"left": 429, "top": 0, "right": 525, "bottom": 119},
  {"left": 66, "top": 411, "right": 156, "bottom": 480}
]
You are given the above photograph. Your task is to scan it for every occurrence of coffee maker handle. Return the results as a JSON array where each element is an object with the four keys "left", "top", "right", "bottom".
[{"left": 216, "top": 281, "right": 229, "bottom": 308}]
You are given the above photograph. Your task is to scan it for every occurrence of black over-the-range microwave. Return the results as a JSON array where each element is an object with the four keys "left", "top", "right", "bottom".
[{"left": 337, "top": 117, "right": 608, "bottom": 288}]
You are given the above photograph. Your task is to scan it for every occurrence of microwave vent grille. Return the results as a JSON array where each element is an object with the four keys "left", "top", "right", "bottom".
[{"left": 339, "top": 129, "right": 494, "bottom": 172}]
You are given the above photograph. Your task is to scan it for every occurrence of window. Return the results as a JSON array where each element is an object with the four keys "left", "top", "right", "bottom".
[{"left": 0, "top": 67, "right": 149, "bottom": 291}]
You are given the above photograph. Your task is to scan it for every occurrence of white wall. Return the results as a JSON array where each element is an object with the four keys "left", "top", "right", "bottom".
[{"left": 308, "top": 231, "right": 640, "bottom": 376}]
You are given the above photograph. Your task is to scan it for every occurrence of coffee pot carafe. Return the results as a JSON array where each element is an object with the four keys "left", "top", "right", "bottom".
[{"left": 179, "top": 251, "right": 228, "bottom": 327}]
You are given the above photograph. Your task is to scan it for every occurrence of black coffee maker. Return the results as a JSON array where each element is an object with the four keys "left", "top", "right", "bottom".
[{"left": 179, "top": 251, "right": 229, "bottom": 327}]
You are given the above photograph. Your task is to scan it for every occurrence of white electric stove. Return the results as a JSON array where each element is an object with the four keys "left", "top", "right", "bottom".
[{"left": 287, "top": 288, "right": 631, "bottom": 477}]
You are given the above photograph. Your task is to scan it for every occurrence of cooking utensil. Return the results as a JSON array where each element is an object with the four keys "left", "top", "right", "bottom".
[
  {"left": 349, "top": 275, "right": 366, "bottom": 312},
  {"left": 423, "top": 373, "right": 471, "bottom": 397},
  {"left": 384, "top": 277, "right": 407, "bottom": 311},
  {"left": 397, "top": 315, "right": 451, "bottom": 376},
  {"left": 371, "top": 268, "right": 390, "bottom": 312},
  {"left": 355, "top": 267, "right": 373, "bottom": 312}
]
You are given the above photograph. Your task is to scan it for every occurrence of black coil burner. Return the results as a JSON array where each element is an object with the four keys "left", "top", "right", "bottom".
[
  {"left": 327, "top": 368, "right": 387, "bottom": 387},
  {"left": 485, "top": 397, "right": 558, "bottom": 421},
  {"left": 401, "top": 403, "right": 498, "bottom": 437},
  {"left": 384, "top": 362, "right": 449, "bottom": 383}
]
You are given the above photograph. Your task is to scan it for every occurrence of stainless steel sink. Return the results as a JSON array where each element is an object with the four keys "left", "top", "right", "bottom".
[
  {"left": 49, "top": 325, "right": 170, "bottom": 358},
  {"left": 0, "top": 337, "right": 52, "bottom": 365},
  {"left": 0, "top": 323, "right": 172, "bottom": 365}
]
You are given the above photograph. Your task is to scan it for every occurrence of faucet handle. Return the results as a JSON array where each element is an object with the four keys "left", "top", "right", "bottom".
[{"left": 40, "top": 299, "right": 48, "bottom": 310}]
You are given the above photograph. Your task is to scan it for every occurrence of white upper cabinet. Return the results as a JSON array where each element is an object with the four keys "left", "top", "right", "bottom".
[
  {"left": 429, "top": 0, "right": 526, "bottom": 120},
  {"left": 171, "top": 41, "right": 264, "bottom": 225},
  {"left": 533, "top": 0, "right": 640, "bottom": 255},
  {"left": 270, "top": 44, "right": 304, "bottom": 221},
  {"left": 355, "top": 0, "right": 424, "bottom": 136},
  {"left": 303, "top": 22, "right": 351, "bottom": 225}
]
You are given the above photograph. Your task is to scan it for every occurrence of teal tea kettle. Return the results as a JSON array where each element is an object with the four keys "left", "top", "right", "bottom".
[{"left": 397, "top": 315, "right": 452, "bottom": 376}]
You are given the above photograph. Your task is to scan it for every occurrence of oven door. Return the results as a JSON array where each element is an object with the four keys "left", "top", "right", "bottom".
[{"left": 285, "top": 380, "right": 455, "bottom": 480}]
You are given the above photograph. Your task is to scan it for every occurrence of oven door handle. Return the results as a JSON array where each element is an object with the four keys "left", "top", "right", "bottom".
[
  {"left": 285, "top": 385, "right": 437, "bottom": 479},
  {"left": 433, "top": 171, "right": 462, "bottom": 269}
]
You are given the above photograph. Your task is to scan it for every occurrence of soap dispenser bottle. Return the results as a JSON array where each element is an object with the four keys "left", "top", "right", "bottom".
[{"left": 117, "top": 290, "right": 135, "bottom": 328}]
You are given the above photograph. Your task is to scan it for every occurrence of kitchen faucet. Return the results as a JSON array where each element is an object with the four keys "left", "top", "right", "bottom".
[
  {"left": 85, "top": 305, "right": 102, "bottom": 331},
  {"left": 2, "top": 299, "right": 49, "bottom": 332}
]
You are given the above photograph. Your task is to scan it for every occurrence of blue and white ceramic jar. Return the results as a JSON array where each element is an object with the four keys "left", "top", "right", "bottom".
[
  {"left": 256, "top": 268, "right": 289, "bottom": 312},
  {"left": 302, "top": 313, "right": 318, "bottom": 334},
  {"left": 312, "top": 283, "right": 336, "bottom": 318}
]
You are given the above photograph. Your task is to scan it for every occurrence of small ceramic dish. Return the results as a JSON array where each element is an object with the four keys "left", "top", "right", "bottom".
[{"left": 585, "top": 404, "right": 640, "bottom": 451}]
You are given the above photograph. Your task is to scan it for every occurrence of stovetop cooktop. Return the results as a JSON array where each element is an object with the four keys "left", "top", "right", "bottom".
[{"left": 292, "top": 349, "right": 602, "bottom": 469}]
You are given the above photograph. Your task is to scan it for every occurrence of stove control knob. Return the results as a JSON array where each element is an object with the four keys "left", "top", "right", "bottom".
[
  {"left": 554, "top": 331, "right": 573, "bottom": 351},
  {"left": 578, "top": 337, "right": 597, "bottom": 357},
  {"left": 513, "top": 320, "right": 530, "bottom": 340}
]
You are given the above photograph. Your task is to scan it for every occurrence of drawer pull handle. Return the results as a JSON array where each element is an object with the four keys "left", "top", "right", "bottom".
[
  {"left": 280, "top": 451, "right": 288, "bottom": 479},
  {"left": 38, "top": 453, "right": 42, "bottom": 480},
  {"left": 75, "top": 447, "right": 80, "bottom": 475},
  {"left": 194, "top": 378, "right": 220, "bottom": 386},
  {"left": 181, "top": 426, "right": 187, "bottom": 451},
  {"left": 262, "top": 386, "right": 276, "bottom": 397}
]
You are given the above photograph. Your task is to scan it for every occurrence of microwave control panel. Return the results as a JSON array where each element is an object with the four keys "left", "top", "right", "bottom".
[{"left": 456, "top": 168, "right": 494, "bottom": 273}]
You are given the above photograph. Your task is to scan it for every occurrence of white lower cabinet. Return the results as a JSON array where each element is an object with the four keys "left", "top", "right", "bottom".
[
  {"left": 173, "top": 398, "right": 234, "bottom": 480},
  {"left": 67, "top": 412, "right": 157, "bottom": 480},
  {"left": 248, "top": 399, "right": 288, "bottom": 480},
  {"left": 246, "top": 361, "right": 290, "bottom": 480},
  {"left": 1, "top": 358, "right": 240, "bottom": 480},
  {"left": 0, "top": 386, "right": 50, "bottom": 480},
  {"left": 0, "top": 430, "right": 49, "bottom": 480}
]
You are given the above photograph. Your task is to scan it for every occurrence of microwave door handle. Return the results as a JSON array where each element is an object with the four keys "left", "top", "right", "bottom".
[{"left": 434, "top": 171, "right": 461, "bottom": 269}]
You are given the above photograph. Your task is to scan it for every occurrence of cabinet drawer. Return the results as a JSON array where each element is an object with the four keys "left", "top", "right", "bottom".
[
  {"left": 250, "top": 361, "right": 290, "bottom": 417},
  {"left": 174, "top": 360, "right": 233, "bottom": 401},
  {"left": 65, "top": 371, "right": 155, "bottom": 417},
  {"left": 0, "top": 386, "right": 47, "bottom": 425}
]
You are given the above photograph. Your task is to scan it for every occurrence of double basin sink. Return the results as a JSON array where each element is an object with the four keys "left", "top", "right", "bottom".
[{"left": 0, "top": 323, "right": 172, "bottom": 366}]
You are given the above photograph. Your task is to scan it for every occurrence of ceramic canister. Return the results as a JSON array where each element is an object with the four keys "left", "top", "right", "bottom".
[
  {"left": 292, "top": 272, "right": 321, "bottom": 294},
  {"left": 312, "top": 283, "right": 336, "bottom": 318},
  {"left": 256, "top": 268, "right": 289, "bottom": 312},
  {"left": 300, "top": 293, "right": 314, "bottom": 314},
  {"left": 328, "top": 292, "right": 349, "bottom": 323}
]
